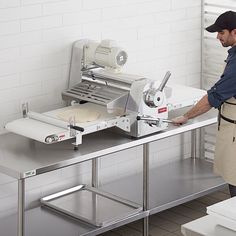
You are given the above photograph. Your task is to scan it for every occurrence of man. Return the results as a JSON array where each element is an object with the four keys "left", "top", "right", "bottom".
[{"left": 172, "top": 11, "right": 236, "bottom": 197}]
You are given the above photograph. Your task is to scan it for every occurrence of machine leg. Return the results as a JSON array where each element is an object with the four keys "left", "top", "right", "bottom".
[
  {"left": 143, "top": 143, "right": 150, "bottom": 236},
  {"left": 18, "top": 179, "right": 25, "bottom": 236}
]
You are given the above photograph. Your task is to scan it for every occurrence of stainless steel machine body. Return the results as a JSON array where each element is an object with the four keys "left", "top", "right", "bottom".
[{"left": 62, "top": 39, "right": 172, "bottom": 138}]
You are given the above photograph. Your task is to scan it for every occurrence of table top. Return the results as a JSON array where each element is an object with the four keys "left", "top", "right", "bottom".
[{"left": 0, "top": 109, "right": 217, "bottom": 179}]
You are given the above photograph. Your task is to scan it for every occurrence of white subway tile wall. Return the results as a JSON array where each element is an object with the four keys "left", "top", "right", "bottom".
[{"left": 0, "top": 0, "right": 202, "bottom": 218}]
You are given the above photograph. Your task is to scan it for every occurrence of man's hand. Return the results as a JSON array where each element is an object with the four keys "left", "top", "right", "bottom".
[{"left": 171, "top": 115, "right": 188, "bottom": 126}]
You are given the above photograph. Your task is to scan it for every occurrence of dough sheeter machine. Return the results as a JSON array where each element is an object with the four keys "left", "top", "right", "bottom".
[{"left": 5, "top": 39, "right": 206, "bottom": 150}]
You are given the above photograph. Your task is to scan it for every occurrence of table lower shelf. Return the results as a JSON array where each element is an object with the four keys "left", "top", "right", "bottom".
[
  {"left": 101, "top": 157, "right": 226, "bottom": 215},
  {"left": 0, "top": 158, "right": 226, "bottom": 236},
  {"left": 0, "top": 207, "right": 148, "bottom": 236}
]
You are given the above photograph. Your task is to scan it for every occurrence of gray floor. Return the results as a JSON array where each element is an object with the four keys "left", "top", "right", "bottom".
[{"left": 99, "top": 187, "right": 230, "bottom": 236}]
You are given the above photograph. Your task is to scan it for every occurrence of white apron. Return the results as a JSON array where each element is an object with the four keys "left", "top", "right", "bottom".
[{"left": 214, "top": 97, "right": 236, "bottom": 185}]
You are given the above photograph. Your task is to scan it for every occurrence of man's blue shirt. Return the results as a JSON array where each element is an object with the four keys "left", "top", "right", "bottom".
[{"left": 207, "top": 46, "right": 236, "bottom": 108}]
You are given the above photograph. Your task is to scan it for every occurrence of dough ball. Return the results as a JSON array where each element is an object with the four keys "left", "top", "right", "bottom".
[{"left": 57, "top": 108, "right": 100, "bottom": 123}]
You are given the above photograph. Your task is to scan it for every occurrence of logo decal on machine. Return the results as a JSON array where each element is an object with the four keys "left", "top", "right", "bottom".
[
  {"left": 158, "top": 107, "right": 167, "bottom": 113},
  {"left": 59, "top": 134, "right": 65, "bottom": 140}
]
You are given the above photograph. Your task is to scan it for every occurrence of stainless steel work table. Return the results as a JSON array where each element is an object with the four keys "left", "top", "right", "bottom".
[{"left": 0, "top": 109, "right": 226, "bottom": 236}]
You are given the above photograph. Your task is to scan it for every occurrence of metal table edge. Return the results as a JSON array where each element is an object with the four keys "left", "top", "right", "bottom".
[{"left": 33, "top": 117, "right": 217, "bottom": 178}]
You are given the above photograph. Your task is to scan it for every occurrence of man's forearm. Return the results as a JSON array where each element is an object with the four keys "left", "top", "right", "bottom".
[{"left": 184, "top": 94, "right": 212, "bottom": 119}]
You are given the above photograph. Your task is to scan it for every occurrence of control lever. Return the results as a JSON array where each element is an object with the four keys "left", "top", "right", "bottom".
[
  {"left": 68, "top": 117, "right": 85, "bottom": 133},
  {"left": 69, "top": 125, "right": 84, "bottom": 132},
  {"left": 158, "top": 71, "right": 171, "bottom": 92},
  {"left": 144, "top": 71, "right": 171, "bottom": 108},
  {"left": 137, "top": 116, "right": 173, "bottom": 124}
]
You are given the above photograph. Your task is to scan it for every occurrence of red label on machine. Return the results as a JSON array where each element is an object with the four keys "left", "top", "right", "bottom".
[
  {"left": 59, "top": 134, "right": 65, "bottom": 140},
  {"left": 158, "top": 107, "right": 167, "bottom": 113}
]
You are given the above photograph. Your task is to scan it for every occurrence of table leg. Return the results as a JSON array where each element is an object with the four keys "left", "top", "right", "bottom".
[
  {"left": 92, "top": 158, "right": 99, "bottom": 223},
  {"left": 18, "top": 179, "right": 25, "bottom": 236},
  {"left": 92, "top": 158, "right": 99, "bottom": 188},
  {"left": 191, "top": 129, "right": 197, "bottom": 159},
  {"left": 199, "top": 128, "right": 205, "bottom": 159},
  {"left": 143, "top": 143, "right": 149, "bottom": 236}
]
